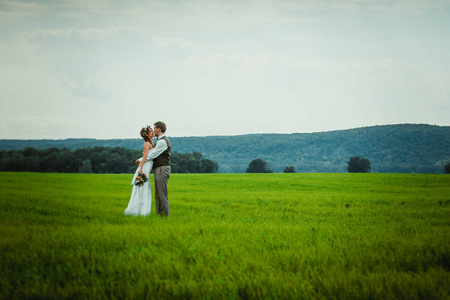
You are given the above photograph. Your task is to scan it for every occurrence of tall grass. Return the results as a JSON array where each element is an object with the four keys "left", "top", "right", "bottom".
[{"left": 1, "top": 172, "right": 449, "bottom": 299}]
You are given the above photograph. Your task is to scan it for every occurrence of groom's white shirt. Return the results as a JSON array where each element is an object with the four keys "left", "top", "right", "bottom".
[{"left": 138, "top": 134, "right": 168, "bottom": 163}]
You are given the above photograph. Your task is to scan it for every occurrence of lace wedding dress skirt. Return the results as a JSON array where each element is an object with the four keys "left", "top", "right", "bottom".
[{"left": 124, "top": 160, "right": 153, "bottom": 216}]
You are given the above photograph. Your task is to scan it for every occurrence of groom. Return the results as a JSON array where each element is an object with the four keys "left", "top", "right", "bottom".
[{"left": 136, "top": 121, "right": 171, "bottom": 216}]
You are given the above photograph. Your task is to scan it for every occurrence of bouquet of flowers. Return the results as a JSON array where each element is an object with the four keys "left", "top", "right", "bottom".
[{"left": 135, "top": 173, "right": 149, "bottom": 186}]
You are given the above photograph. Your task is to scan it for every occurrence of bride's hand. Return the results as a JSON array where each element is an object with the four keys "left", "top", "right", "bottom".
[{"left": 135, "top": 159, "right": 140, "bottom": 166}]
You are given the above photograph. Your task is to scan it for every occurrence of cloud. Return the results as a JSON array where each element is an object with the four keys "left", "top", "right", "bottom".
[
  {"left": 20, "top": 25, "right": 197, "bottom": 49},
  {"left": 0, "top": 0, "right": 44, "bottom": 11},
  {"left": 150, "top": 35, "right": 197, "bottom": 49},
  {"left": 21, "top": 25, "right": 144, "bottom": 41},
  {"left": 0, "top": 0, "right": 46, "bottom": 19},
  {"left": 0, "top": 113, "right": 86, "bottom": 139},
  {"left": 62, "top": 76, "right": 112, "bottom": 103},
  {"left": 1, "top": 0, "right": 449, "bottom": 139},
  {"left": 276, "top": 0, "right": 450, "bottom": 15},
  {"left": 16, "top": 24, "right": 196, "bottom": 105}
]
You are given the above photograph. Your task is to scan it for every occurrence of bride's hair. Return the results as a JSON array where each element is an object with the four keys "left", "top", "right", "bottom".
[{"left": 140, "top": 127, "right": 153, "bottom": 143}]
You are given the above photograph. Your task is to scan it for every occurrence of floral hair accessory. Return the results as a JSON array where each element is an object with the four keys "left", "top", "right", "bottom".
[{"left": 142, "top": 125, "right": 152, "bottom": 136}]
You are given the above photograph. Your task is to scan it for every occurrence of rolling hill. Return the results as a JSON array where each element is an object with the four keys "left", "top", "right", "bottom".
[{"left": 1, "top": 124, "right": 449, "bottom": 173}]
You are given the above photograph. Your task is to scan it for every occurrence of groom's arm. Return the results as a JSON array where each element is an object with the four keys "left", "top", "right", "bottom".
[
  {"left": 146, "top": 139, "right": 167, "bottom": 160},
  {"left": 136, "top": 140, "right": 168, "bottom": 163}
]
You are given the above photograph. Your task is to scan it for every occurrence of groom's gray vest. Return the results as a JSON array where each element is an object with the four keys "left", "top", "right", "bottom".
[{"left": 153, "top": 136, "right": 171, "bottom": 169}]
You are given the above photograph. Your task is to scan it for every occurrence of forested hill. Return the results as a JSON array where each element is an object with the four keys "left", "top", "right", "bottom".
[{"left": 1, "top": 124, "right": 449, "bottom": 173}]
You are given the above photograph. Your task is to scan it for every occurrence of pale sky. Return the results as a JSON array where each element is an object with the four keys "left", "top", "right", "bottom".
[{"left": 1, "top": 0, "right": 449, "bottom": 139}]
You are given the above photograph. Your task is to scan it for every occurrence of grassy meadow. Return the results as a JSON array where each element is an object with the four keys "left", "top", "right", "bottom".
[{"left": 0, "top": 172, "right": 449, "bottom": 299}]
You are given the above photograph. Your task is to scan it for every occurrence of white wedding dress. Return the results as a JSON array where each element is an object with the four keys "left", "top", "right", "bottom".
[{"left": 124, "top": 160, "right": 153, "bottom": 216}]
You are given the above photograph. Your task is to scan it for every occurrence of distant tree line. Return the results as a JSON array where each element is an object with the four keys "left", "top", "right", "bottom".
[
  {"left": 0, "top": 147, "right": 219, "bottom": 174},
  {"left": 170, "top": 151, "right": 219, "bottom": 173},
  {"left": 169, "top": 124, "right": 450, "bottom": 173},
  {"left": 1, "top": 124, "right": 449, "bottom": 173},
  {"left": 246, "top": 157, "right": 373, "bottom": 173}
]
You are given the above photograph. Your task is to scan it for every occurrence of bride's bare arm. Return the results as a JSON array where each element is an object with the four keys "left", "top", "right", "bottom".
[
  {"left": 138, "top": 142, "right": 153, "bottom": 173},
  {"left": 135, "top": 143, "right": 155, "bottom": 166}
]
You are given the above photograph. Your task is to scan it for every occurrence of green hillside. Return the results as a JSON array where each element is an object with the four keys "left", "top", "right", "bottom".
[{"left": 1, "top": 124, "right": 449, "bottom": 173}]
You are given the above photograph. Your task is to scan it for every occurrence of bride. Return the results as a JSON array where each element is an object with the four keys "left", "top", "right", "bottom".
[{"left": 124, "top": 126, "right": 155, "bottom": 216}]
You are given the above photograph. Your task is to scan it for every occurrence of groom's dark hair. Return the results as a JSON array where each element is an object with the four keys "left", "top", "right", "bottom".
[{"left": 154, "top": 121, "right": 166, "bottom": 133}]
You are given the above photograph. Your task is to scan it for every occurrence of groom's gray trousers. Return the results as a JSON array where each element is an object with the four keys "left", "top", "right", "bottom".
[{"left": 154, "top": 165, "right": 170, "bottom": 216}]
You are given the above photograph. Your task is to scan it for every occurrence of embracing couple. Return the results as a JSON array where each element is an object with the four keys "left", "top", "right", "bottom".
[{"left": 124, "top": 121, "right": 171, "bottom": 217}]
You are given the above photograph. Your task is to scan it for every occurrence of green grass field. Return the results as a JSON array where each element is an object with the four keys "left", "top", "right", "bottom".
[{"left": 1, "top": 172, "right": 449, "bottom": 299}]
